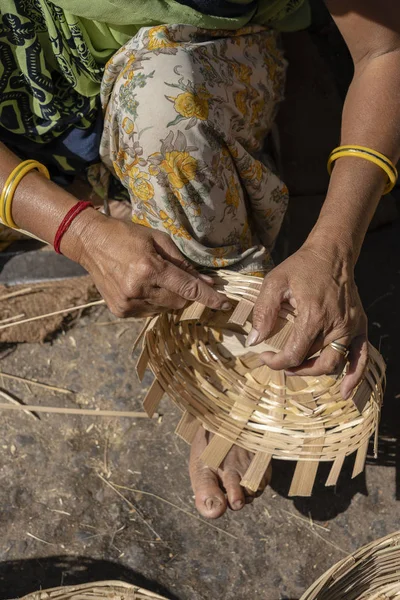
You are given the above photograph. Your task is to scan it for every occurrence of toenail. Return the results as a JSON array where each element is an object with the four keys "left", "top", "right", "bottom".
[
  {"left": 233, "top": 499, "right": 244, "bottom": 510},
  {"left": 205, "top": 497, "right": 221, "bottom": 511}
]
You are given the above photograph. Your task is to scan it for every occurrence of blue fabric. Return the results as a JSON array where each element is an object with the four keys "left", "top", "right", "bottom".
[
  {"left": 174, "top": 0, "right": 257, "bottom": 17},
  {"left": 0, "top": 106, "right": 103, "bottom": 185}
]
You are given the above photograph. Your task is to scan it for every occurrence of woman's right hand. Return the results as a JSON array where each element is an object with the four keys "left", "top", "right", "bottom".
[{"left": 64, "top": 211, "right": 230, "bottom": 318}]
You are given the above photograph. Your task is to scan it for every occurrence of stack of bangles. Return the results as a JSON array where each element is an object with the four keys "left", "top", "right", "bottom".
[{"left": 0, "top": 147, "right": 398, "bottom": 254}]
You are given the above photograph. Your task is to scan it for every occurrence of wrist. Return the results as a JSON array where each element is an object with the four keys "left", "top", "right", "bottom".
[
  {"left": 303, "top": 223, "right": 358, "bottom": 266},
  {"left": 60, "top": 207, "right": 106, "bottom": 264}
]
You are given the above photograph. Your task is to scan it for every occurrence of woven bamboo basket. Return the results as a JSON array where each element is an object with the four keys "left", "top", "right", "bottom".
[
  {"left": 135, "top": 271, "right": 386, "bottom": 496},
  {"left": 300, "top": 531, "right": 400, "bottom": 600},
  {"left": 19, "top": 581, "right": 169, "bottom": 599}
]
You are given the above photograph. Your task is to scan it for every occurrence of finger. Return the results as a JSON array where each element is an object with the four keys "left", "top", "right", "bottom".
[
  {"left": 341, "top": 334, "right": 369, "bottom": 400},
  {"left": 153, "top": 232, "right": 214, "bottom": 284},
  {"left": 259, "top": 315, "right": 321, "bottom": 371},
  {"left": 145, "top": 286, "right": 187, "bottom": 310},
  {"left": 107, "top": 298, "right": 165, "bottom": 319},
  {"left": 189, "top": 429, "right": 227, "bottom": 519},
  {"left": 220, "top": 469, "right": 246, "bottom": 511},
  {"left": 247, "top": 273, "right": 287, "bottom": 346},
  {"left": 158, "top": 261, "right": 231, "bottom": 311},
  {"left": 285, "top": 347, "right": 345, "bottom": 377}
]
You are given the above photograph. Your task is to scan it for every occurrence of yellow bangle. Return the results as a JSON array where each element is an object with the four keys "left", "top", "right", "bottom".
[
  {"left": 0, "top": 160, "right": 50, "bottom": 228},
  {"left": 327, "top": 145, "right": 398, "bottom": 195}
]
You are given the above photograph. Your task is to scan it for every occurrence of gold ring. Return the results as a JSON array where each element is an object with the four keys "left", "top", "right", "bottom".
[{"left": 329, "top": 341, "right": 349, "bottom": 358}]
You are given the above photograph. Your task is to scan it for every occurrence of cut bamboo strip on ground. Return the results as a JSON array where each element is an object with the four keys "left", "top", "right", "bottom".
[
  {"left": 0, "top": 403, "right": 158, "bottom": 419},
  {"left": 136, "top": 270, "right": 386, "bottom": 497}
]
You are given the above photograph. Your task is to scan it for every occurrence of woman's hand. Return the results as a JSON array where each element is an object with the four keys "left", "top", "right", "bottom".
[
  {"left": 0, "top": 141, "right": 228, "bottom": 320},
  {"left": 248, "top": 242, "right": 368, "bottom": 399},
  {"left": 67, "top": 212, "right": 230, "bottom": 318}
]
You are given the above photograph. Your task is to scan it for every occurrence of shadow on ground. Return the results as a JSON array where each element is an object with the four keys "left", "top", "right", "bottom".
[{"left": 0, "top": 556, "right": 179, "bottom": 600}]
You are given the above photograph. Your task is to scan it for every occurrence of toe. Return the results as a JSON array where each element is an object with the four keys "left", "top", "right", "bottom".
[
  {"left": 191, "top": 465, "right": 227, "bottom": 519},
  {"left": 221, "top": 470, "right": 246, "bottom": 511},
  {"left": 189, "top": 428, "right": 227, "bottom": 519}
]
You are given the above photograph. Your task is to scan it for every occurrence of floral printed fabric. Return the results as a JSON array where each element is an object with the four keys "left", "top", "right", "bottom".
[{"left": 100, "top": 24, "right": 289, "bottom": 272}]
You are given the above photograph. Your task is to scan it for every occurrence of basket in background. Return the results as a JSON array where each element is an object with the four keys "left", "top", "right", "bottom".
[
  {"left": 300, "top": 531, "right": 400, "bottom": 599},
  {"left": 19, "top": 580, "right": 169, "bottom": 599}
]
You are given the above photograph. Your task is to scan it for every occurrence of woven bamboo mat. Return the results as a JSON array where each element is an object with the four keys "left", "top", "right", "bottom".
[
  {"left": 0, "top": 277, "right": 98, "bottom": 343},
  {"left": 300, "top": 531, "right": 400, "bottom": 600},
  {"left": 135, "top": 271, "right": 386, "bottom": 497},
  {"left": 19, "top": 581, "right": 168, "bottom": 600}
]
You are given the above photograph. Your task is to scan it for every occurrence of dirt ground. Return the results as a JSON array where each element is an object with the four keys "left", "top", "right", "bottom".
[{"left": 1, "top": 21, "right": 400, "bottom": 600}]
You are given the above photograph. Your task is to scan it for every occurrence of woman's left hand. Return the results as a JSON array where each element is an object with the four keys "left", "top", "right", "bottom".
[{"left": 248, "top": 242, "right": 368, "bottom": 399}]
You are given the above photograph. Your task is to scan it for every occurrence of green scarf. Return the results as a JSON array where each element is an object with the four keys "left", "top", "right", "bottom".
[
  {"left": 52, "top": 0, "right": 310, "bottom": 32},
  {"left": 0, "top": 0, "right": 309, "bottom": 165}
]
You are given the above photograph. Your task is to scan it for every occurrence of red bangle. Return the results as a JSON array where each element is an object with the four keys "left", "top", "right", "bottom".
[{"left": 54, "top": 201, "right": 94, "bottom": 254}]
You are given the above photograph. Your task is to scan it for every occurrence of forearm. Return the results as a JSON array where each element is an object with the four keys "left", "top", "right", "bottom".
[
  {"left": 306, "top": 50, "right": 400, "bottom": 261},
  {"left": 0, "top": 142, "right": 100, "bottom": 261}
]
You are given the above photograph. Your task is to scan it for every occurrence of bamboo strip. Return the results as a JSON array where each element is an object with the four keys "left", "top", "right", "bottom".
[
  {"left": 175, "top": 410, "right": 201, "bottom": 444},
  {"left": 0, "top": 299, "right": 105, "bottom": 331},
  {"left": 0, "top": 313, "right": 25, "bottom": 324},
  {"left": 200, "top": 435, "right": 233, "bottom": 470},
  {"left": 352, "top": 439, "right": 369, "bottom": 479},
  {"left": 0, "top": 287, "right": 33, "bottom": 301},
  {"left": 136, "top": 346, "right": 149, "bottom": 381},
  {"left": 0, "top": 403, "right": 158, "bottom": 418},
  {"left": 241, "top": 452, "right": 272, "bottom": 492},
  {"left": 288, "top": 432, "right": 325, "bottom": 497},
  {"left": 143, "top": 380, "right": 164, "bottom": 418},
  {"left": 325, "top": 454, "right": 345, "bottom": 487},
  {"left": 180, "top": 301, "right": 206, "bottom": 321},
  {"left": 0, "top": 371, "right": 73, "bottom": 394},
  {"left": 228, "top": 298, "right": 253, "bottom": 326}
]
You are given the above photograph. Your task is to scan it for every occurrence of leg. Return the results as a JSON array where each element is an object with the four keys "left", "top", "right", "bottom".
[{"left": 100, "top": 24, "right": 287, "bottom": 517}]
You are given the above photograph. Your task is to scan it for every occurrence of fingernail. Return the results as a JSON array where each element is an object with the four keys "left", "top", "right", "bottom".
[
  {"left": 246, "top": 328, "right": 261, "bottom": 347},
  {"left": 233, "top": 499, "right": 244, "bottom": 510},
  {"left": 199, "top": 274, "right": 214, "bottom": 284},
  {"left": 205, "top": 497, "right": 221, "bottom": 511},
  {"left": 221, "top": 302, "right": 232, "bottom": 311}
]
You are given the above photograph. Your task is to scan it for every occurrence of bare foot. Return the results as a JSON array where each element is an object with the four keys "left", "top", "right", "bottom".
[{"left": 189, "top": 427, "right": 272, "bottom": 519}]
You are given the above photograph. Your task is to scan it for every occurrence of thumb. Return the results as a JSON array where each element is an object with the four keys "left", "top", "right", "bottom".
[
  {"left": 153, "top": 232, "right": 213, "bottom": 283},
  {"left": 247, "top": 273, "right": 286, "bottom": 347}
]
